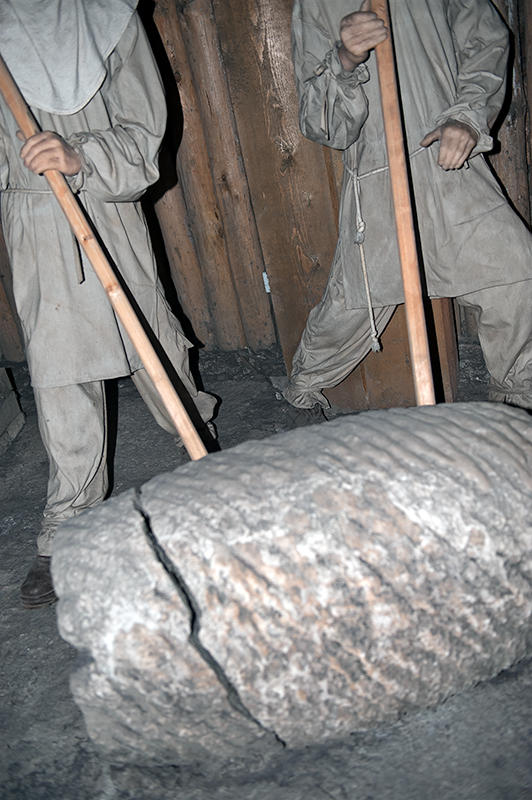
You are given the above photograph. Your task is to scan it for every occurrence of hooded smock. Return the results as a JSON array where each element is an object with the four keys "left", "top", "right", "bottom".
[
  {"left": 0, "top": 1, "right": 212, "bottom": 423},
  {"left": 292, "top": 0, "right": 532, "bottom": 310}
]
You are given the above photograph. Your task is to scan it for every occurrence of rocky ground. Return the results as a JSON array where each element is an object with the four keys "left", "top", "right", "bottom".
[{"left": 1, "top": 342, "right": 531, "bottom": 800}]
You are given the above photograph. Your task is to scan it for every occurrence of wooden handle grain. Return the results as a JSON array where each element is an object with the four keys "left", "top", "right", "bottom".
[
  {"left": 371, "top": 0, "right": 435, "bottom": 406},
  {"left": 0, "top": 53, "right": 208, "bottom": 459}
]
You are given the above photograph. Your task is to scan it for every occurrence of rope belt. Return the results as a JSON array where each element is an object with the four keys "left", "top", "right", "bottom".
[{"left": 345, "top": 145, "right": 425, "bottom": 351}]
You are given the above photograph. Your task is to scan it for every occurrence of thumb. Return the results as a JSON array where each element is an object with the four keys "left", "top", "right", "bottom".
[
  {"left": 360, "top": 0, "right": 371, "bottom": 10},
  {"left": 16, "top": 130, "right": 26, "bottom": 142},
  {"left": 420, "top": 128, "right": 441, "bottom": 148}
]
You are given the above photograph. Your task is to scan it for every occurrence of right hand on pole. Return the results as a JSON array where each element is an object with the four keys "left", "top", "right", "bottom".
[
  {"left": 338, "top": 0, "right": 388, "bottom": 71},
  {"left": 17, "top": 130, "right": 81, "bottom": 176}
]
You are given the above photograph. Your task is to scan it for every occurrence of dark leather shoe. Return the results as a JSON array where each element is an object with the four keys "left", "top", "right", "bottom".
[{"left": 20, "top": 556, "right": 57, "bottom": 609}]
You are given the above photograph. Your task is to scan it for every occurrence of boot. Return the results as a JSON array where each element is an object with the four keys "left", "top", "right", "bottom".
[{"left": 20, "top": 556, "right": 57, "bottom": 609}]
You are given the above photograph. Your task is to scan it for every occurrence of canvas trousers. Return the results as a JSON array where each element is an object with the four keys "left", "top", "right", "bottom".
[
  {"left": 283, "top": 273, "right": 532, "bottom": 412},
  {"left": 34, "top": 367, "right": 196, "bottom": 556}
]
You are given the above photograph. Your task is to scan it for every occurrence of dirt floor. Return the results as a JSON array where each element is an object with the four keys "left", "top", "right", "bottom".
[{"left": 1, "top": 342, "right": 531, "bottom": 799}]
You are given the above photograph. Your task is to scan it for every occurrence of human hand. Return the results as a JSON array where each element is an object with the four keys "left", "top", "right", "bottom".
[
  {"left": 338, "top": 0, "right": 388, "bottom": 71},
  {"left": 420, "top": 120, "right": 478, "bottom": 170},
  {"left": 17, "top": 130, "right": 81, "bottom": 176}
]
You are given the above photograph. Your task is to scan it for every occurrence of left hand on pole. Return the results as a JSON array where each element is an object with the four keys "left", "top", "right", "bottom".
[{"left": 17, "top": 130, "right": 81, "bottom": 176}]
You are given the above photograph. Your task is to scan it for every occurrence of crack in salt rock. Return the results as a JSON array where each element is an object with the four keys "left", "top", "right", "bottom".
[{"left": 133, "top": 491, "right": 286, "bottom": 747}]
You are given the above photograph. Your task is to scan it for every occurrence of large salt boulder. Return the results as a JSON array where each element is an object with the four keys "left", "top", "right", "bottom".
[{"left": 52, "top": 402, "right": 532, "bottom": 771}]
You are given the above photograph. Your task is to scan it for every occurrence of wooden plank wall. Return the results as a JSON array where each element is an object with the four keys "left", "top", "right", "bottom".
[
  {"left": 490, "top": 0, "right": 531, "bottom": 223},
  {"left": 151, "top": 0, "right": 340, "bottom": 362}
]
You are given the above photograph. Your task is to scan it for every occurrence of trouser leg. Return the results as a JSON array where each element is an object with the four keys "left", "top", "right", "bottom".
[
  {"left": 456, "top": 279, "right": 532, "bottom": 408},
  {"left": 33, "top": 380, "right": 108, "bottom": 555},
  {"left": 284, "top": 272, "right": 396, "bottom": 408}
]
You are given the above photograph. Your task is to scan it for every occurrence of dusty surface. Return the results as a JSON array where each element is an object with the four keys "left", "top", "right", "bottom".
[{"left": 1, "top": 343, "right": 532, "bottom": 799}]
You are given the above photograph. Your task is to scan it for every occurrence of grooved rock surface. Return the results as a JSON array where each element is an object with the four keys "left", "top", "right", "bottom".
[{"left": 53, "top": 402, "right": 532, "bottom": 772}]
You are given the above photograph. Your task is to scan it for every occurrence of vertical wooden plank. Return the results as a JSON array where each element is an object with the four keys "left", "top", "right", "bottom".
[
  {"left": 212, "top": 0, "right": 340, "bottom": 364},
  {"left": 153, "top": 0, "right": 246, "bottom": 350},
  {"left": 431, "top": 299, "right": 458, "bottom": 403},
  {"left": 489, "top": 0, "right": 531, "bottom": 223},
  {"left": 178, "top": 0, "right": 276, "bottom": 350},
  {"left": 522, "top": 0, "right": 532, "bottom": 210},
  {"left": 154, "top": 182, "right": 214, "bottom": 346}
]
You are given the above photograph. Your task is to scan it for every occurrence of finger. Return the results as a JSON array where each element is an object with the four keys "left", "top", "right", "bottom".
[
  {"left": 448, "top": 145, "right": 471, "bottom": 170},
  {"left": 420, "top": 129, "right": 440, "bottom": 148},
  {"left": 341, "top": 19, "right": 387, "bottom": 57},
  {"left": 23, "top": 148, "right": 57, "bottom": 174},
  {"left": 347, "top": 27, "right": 387, "bottom": 51},
  {"left": 360, "top": 0, "right": 371, "bottom": 10},
  {"left": 23, "top": 142, "right": 65, "bottom": 173},
  {"left": 439, "top": 145, "right": 466, "bottom": 170},
  {"left": 438, "top": 131, "right": 473, "bottom": 169},
  {"left": 20, "top": 132, "right": 55, "bottom": 160}
]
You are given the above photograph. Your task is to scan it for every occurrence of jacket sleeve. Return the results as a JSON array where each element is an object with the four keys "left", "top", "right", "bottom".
[
  {"left": 434, "top": 0, "right": 509, "bottom": 156},
  {"left": 292, "top": 0, "right": 370, "bottom": 150},
  {"left": 66, "top": 12, "right": 166, "bottom": 202}
]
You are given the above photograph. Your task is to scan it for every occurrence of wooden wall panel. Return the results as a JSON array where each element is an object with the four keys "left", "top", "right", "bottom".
[
  {"left": 524, "top": 0, "right": 532, "bottom": 207},
  {"left": 153, "top": 0, "right": 247, "bottom": 350},
  {"left": 177, "top": 0, "right": 276, "bottom": 350},
  {"left": 490, "top": 0, "right": 531, "bottom": 223},
  {"left": 211, "top": 0, "right": 340, "bottom": 363}
]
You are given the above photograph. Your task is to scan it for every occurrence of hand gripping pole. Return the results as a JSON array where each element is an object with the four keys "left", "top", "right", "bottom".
[{"left": 371, "top": 0, "right": 435, "bottom": 406}]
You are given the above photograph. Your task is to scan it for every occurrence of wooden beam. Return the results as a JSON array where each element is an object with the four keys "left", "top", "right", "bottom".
[
  {"left": 490, "top": 0, "right": 531, "bottom": 223},
  {"left": 153, "top": 0, "right": 247, "bottom": 350},
  {"left": 179, "top": 0, "right": 276, "bottom": 350},
  {"left": 212, "top": 0, "right": 339, "bottom": 364}
]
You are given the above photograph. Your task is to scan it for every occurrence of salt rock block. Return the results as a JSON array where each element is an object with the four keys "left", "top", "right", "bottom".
[
  {"left": 52, "top": 490, "right": 283, "bottom": 770},
  {"left": 53, "top": 402, "right": 532, "bottom": 768}
]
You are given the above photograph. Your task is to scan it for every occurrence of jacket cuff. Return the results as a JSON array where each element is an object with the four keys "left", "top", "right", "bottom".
[
  {"left": 65, "top": 133, "right": 91, "bottom": 192},
  {"left": 433, "top": 110, "right": 493, "bottom": 157},
  {"left": 314, "top": 47, "right": 370, "bottom": 91}
]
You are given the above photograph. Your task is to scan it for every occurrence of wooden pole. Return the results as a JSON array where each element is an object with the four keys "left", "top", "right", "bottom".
[
  {"left": 371, "top": 0, "right": 435, "bottom": 406},
  {"left": 0, "top": 54, "right": 208, "bottom": 460}
]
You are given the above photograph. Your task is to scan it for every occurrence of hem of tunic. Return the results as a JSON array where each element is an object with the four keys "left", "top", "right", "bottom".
[{"left": 342, "top": 275, "right": 532, "bottom": 311}]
